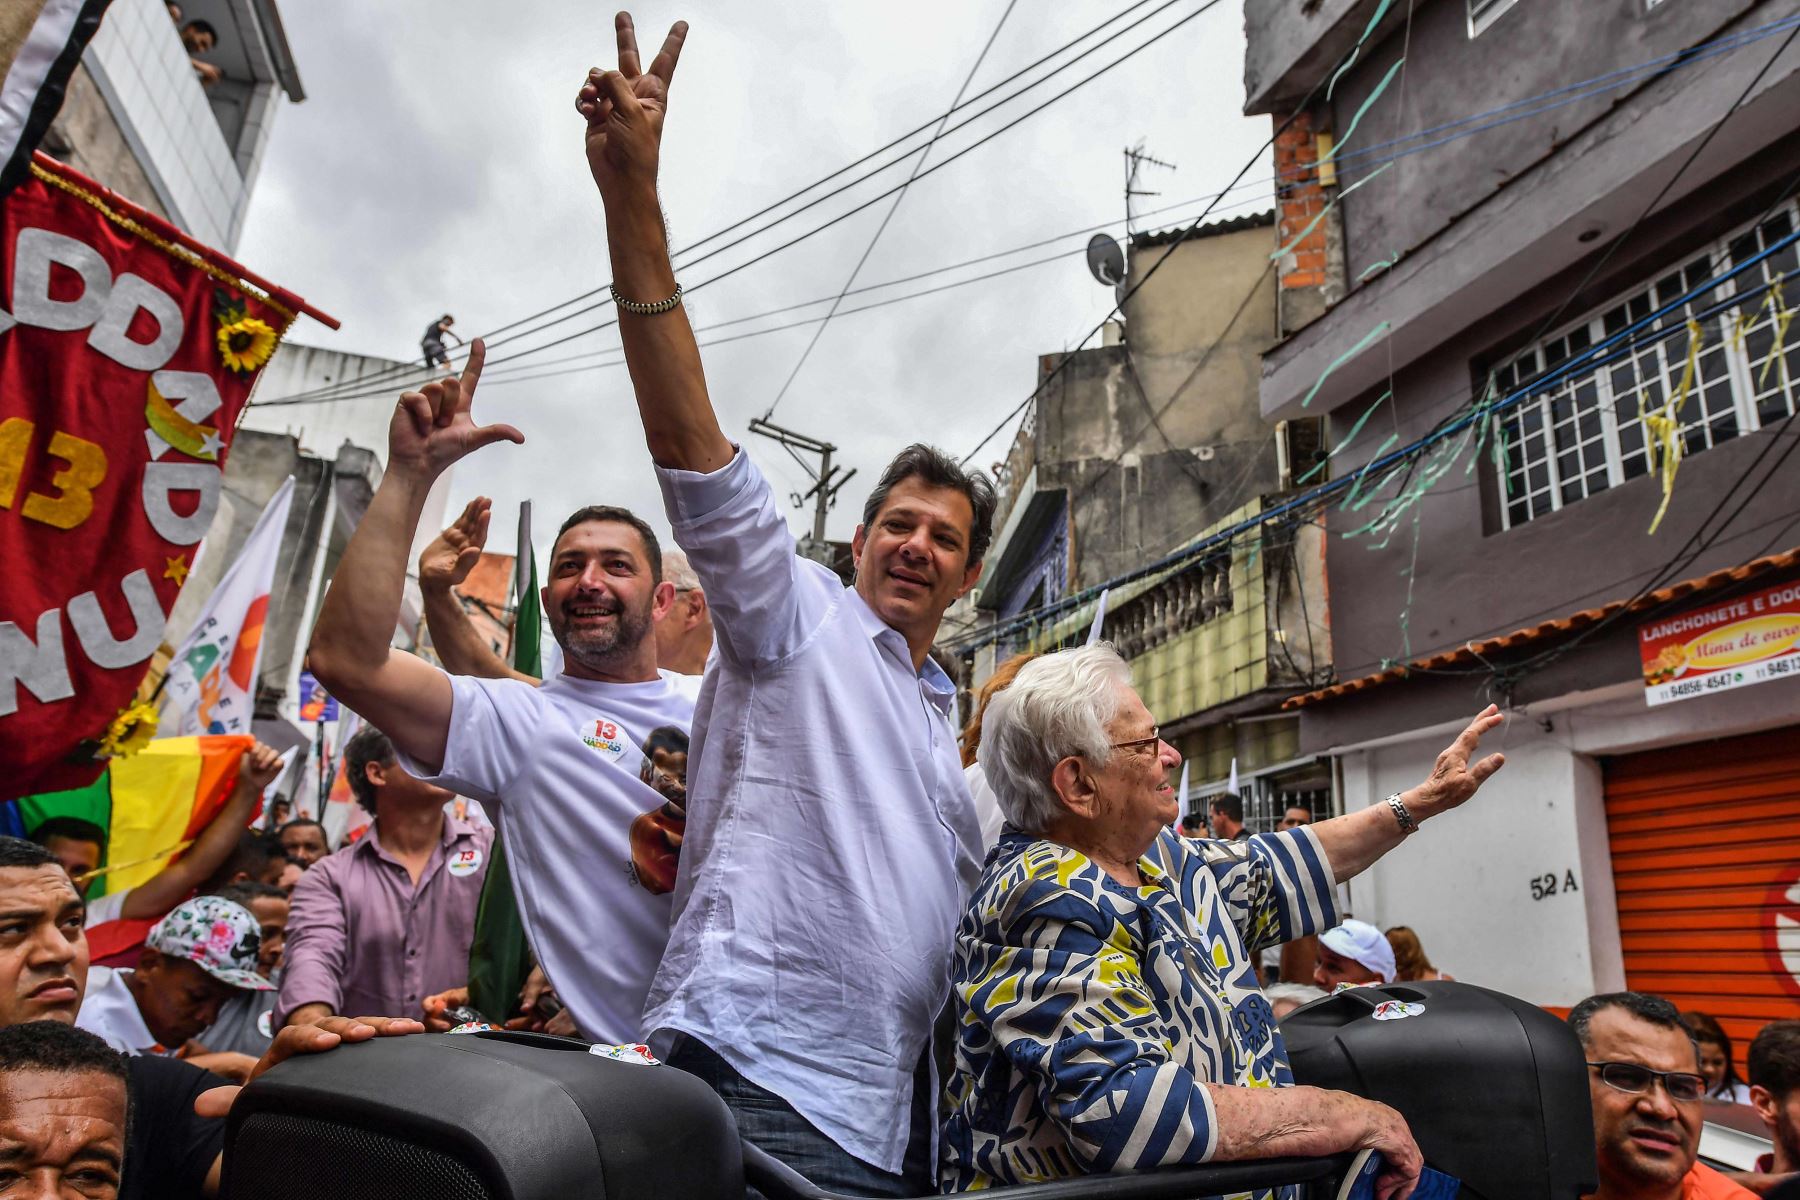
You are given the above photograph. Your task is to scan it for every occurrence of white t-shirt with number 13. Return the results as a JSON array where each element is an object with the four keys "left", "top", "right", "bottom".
[{"left": 397, "top": 666, "right": 701, "bottom": 1043}]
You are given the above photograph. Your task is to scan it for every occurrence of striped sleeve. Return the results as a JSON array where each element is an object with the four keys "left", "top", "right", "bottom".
[
  {"left": 1202, "top": 828, "right": 1338, "bottom": 954},
  {"left": 968, "top": 877, "right": 1222, "bottom": 1172}
]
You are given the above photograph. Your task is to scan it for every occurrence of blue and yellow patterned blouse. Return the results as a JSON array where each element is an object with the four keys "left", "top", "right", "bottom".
[{"left": 939, "top": 825, "right": 1339, "bottom": 1192}]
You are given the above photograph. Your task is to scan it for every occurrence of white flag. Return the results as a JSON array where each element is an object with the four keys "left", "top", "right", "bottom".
[
  {"left": 1086, "top": 587, "right": 1111, "bottom": 646},
  {"left": 1177, "top": 761, "right": 1190, "bottom": 819},
  {"left": 1228, "top": 756, "right": 1239, "bottom": 795},
  {"left": 159, "top": 477, "right": 294, "bottom": 737}
]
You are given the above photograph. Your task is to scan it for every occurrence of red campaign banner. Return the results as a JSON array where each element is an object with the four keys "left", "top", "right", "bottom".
[
  {"left": 1638, "top": 575, "right": 1800, "bottom": 707},
  {"left": 0, "top": 155, "right": 316, "bottom": 799}
]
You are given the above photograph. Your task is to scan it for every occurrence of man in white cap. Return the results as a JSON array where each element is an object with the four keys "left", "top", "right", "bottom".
[
  {"left": 76, "top": 895, "right": 274, "bottom": 1061},
  {"left": 1313, "top": 918, "right": 1396, "bottom": 989}
]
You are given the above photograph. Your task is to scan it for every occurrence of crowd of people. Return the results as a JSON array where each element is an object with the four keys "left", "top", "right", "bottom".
[{"left": 3, "top": 13, "right": 1798, "bottom": 1200}]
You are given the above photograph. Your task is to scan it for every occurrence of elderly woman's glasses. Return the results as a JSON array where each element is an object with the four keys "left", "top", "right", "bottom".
[
  {"left": 1586, "top": 1061, "right": 1707, "bottom": 1103},
  {"left": 1110, "top": 728, "right": 1161, "bottom": 757}
]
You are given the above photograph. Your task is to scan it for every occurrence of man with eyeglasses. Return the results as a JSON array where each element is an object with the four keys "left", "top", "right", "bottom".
[{"left": 1568, "top": 992, "right": 1757, "bottom": 1200}]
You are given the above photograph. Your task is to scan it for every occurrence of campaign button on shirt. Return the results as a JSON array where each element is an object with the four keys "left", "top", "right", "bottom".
[
  {"left": 447, "top": 846, "right": 485, "bottom": 877},
  {"left": 580, "top": 716, "right": 631, "bottom": 761}
]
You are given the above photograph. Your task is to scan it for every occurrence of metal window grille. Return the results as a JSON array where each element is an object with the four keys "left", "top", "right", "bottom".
[
  {"left": 1469, "top": 0, "right": 1521, "bottom": 37},
  {"left": 1493, "top": 200, "right": 1800, "bottom": 529}
]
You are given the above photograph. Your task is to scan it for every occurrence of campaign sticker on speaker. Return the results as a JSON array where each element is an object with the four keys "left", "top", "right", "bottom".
[
  {"left": 0, "top": 156, "right": 308, "bottom": 799},
  {"left": 1638, "top": 577, "right": 1800, "bottom": 707}
]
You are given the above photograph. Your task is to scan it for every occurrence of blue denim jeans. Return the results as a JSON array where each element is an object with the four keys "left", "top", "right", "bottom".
[{"left": 665, "top": 1035, "right": 932, "bottom": 1198}]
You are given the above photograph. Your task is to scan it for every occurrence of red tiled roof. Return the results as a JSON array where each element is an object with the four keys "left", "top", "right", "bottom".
[
  {"left": 456, "top": 552, "right": 516, "bottom": 610},
  {"left": 1284, "top": 545, "right": 1800, "bottom": 709}
]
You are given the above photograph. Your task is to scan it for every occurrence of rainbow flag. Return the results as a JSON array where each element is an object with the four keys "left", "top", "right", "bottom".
[{"left": 18, "top": 735, "right": 253, "bottom": 958}]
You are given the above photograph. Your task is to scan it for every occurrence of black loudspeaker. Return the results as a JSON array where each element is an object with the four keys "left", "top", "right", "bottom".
[
  {"left": 221, "top": 1031, "right": 743, "bottom": 1200},
  {"left": 1282, "top": 980, "right": 1599, "bottom": 1200}
]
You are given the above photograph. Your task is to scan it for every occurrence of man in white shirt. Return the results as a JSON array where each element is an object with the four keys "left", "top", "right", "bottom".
[
  {"left": 306, "top": 359, "right": 700, "bottom": 1043},
  {"left": 574, "top": 20, "right": 996, "bottom": 1192},
  {"left": 77, "top": 895, "right": 273, "bottom": 1057}
]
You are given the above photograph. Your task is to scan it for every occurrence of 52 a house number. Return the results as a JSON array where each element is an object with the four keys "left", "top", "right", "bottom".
[{"left": 1529, "top": 871, "right": 1580, "bottom": 901}]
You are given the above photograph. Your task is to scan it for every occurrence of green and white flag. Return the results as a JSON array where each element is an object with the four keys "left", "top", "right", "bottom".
[{"left": 466, "top": 501, "right": 540, "bottom": 1021}]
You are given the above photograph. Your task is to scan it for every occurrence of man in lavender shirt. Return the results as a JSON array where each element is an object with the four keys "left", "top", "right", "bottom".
[{"left": 278, "top": 727, "right": 492, "bottom": 1027}]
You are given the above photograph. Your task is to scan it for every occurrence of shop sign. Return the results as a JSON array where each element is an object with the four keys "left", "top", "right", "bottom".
[{"left": 1638, "top": 578, "right": 1800, "bottom": 706}]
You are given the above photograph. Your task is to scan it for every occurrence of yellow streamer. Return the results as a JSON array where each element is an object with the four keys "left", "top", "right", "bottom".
[{"left": 1645, "top": 319, "right": 1704, "bottom": 534}]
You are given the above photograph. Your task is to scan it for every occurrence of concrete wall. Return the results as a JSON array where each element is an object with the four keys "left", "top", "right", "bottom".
[
  {"left": 1243, "top": 0, "right": 1398, "bottom": 116},
  {"left": 1339, "top": 722, "right": 1616, "bottom": 1005},
  {"left": 1032, "top": 222, "right": 1281, "bottom": 589},
  {"left": 38, "top": 64, "right": 170, "bottom": 221},
  {"left": 1329, "top": 0, "right": 1774, "bottom": 285}
]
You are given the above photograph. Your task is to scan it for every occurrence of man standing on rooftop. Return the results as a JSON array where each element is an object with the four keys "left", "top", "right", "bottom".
[{"left": 576, "top": 16, "right": 994, "bottom": 1193}]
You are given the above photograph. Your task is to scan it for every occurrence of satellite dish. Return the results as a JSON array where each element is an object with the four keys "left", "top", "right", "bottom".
[{"left": 1086, "top": 233, "right": 1126, "bottom": 287}]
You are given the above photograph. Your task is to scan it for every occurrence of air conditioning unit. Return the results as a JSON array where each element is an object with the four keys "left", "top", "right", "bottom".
[{"left": 1275, "top": 418, "right": 1327, "bottom": 490}]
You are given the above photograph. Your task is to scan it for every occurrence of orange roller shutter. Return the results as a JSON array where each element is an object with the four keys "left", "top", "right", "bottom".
[{"left": 1603, "top": 727, "right": 1800, "bottom": 1076}]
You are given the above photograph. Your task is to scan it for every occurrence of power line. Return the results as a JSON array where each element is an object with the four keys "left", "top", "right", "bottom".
[
  {"left": 253, "top": 14, "right": 1797, "bottom": 411},
  {"left": 761, "top": 0, "right": 1021, "bottom": 421},
  {"left": 673, "top": 0, "right": 1171, "bottom": 261},
  {"left": 252, "top": 0, "right": 1202, "bottom": 411}
]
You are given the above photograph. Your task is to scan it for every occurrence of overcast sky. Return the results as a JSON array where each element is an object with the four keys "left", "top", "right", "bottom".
[{"left": 236, "top": 0, "right": 1274, "bottom": 556}]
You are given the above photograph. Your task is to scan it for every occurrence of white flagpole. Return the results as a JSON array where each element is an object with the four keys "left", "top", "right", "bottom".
[{"left": 1086, "top": 588, "right": 1111, "bottom": 646}]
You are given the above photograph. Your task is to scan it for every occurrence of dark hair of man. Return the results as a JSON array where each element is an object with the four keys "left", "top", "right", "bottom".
[
  {"left": 1748, "top": 1020, "right": 1800, "bottom": 1098},
  {"left": 1210, "top": 792, "right": 1244, "bottom": 824},
  {"left": 0, "top": 1020, "right": 128, "bottom": 1083},
  {"left": 279, "top": 817, "right": 325, "bottom": 838},
  {"left": 861, "top": 444, "right": 997, "bottom": 567},
  {"left": 182, "top": 17, "right": 216, "bottom": 38},
  {"left": 197, "top": 831, "right": 288, "bottom": 895},
  {"left": 345, "top": 726, "right": 397, "bottom": 816},
  {"left": 554, "top": 506, "right": 663, "bottom": 584},
  {"left": 27, "top": 817, "right": 107, "bottom": 854},
  {"left": 1567, "top": 992, "right": 1691, "bottom": 1055},
  {"left": 207, "top": 880, "right": 285, "bottom": 908},
  {"left": 0, "top": 836, "right": 60, "bottom": 871},
  {"left": 642, "top": 725, "right": 690, "bottom": 759}
]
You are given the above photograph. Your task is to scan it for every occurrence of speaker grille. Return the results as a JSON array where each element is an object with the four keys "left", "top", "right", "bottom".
[{"left": 226, "top": 1112, "right": 495, "bottom": 1200}]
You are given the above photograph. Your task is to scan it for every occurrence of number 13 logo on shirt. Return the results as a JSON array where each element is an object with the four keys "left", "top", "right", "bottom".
[
  {"left": 447, "top": 847, "right": 484, "bottom": 877},
  {"left": 580, "top": 717, "right": 627, "bottom": 759}
]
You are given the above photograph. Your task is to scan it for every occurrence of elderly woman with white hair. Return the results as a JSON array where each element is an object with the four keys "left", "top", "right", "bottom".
[{"left": 940, "top": 645, "right": 1506, "bottom": 1196}]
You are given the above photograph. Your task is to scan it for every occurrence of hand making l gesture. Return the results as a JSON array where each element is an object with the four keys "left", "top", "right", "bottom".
[
  {"left": 389, "top": 340, "right": 523, "bottom": 483},
  {"left": 576, "top": 11, "right": 688, "bottom": 195}
]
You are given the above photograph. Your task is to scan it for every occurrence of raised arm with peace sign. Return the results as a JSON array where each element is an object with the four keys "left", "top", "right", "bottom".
[
  {"left": 575, "top": 12, "right": 733, "bottom": 475},
  {"left": 576, "top": 13, "right": 688, "bottom": 198}
]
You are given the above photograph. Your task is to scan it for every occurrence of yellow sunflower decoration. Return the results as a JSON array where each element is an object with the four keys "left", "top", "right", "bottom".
[{"left": 217, "top": 316, "right": 278, "bottom": 373}]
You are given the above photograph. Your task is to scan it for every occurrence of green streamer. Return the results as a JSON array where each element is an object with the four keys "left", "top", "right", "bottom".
[
  {"left": 1326, "top": 0, "right": 1396, "bottom": 100},
  {"left": 1340, "top": 433, "right": 1402, "bottom": 511},
  {"left": 1272, "top": 163, "right": 1393, "bottom": 264},
  {"left": 1301, "top": 321, "right": 1392, "bottom": 409},
  {"left": 1358, "top": 255, "right": 1398, "bottom": 282},
  {"left": 1321, "top": 58, "right": 1406, "bottom": 167},
  {"left": 1297, "top": 389, "right": 1393, "bottom": 484}
]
